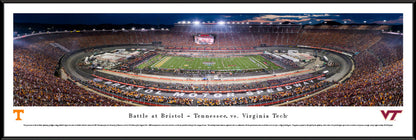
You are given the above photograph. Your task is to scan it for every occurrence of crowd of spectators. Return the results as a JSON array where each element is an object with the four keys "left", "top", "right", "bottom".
[
  {"left": 261, "top": 54, "right": 299, "bottom": 68},
  {"left": 117, "top": 51, "right": 157, "bottom": 70},
  {"left": 14, "top": 36, "right": 131, "bottom": 106},
  {"left": 13, "top": 25, "right": 403, "bottom": 106},
  {"left": 287, "top": 34, "right": 403, "bottom": 106}
]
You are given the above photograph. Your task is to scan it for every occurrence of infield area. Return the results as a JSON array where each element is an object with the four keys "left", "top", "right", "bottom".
[{"left": 137, "top": 55, "right": 283, "bottom": 71}]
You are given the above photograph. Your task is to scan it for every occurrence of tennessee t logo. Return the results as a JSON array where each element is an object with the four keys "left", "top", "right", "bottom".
[
  {"left": 13, "top": 109, "right": 24, "bottom": 121},
  {"left": 381, "top": 110, "right": 402, "bottom": 120}
]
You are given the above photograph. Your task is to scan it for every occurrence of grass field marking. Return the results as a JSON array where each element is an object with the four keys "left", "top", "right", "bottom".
[
  {"left": 151, "top": 56, "right": 171, "bottom": 68},
  {"left": 248, "top": 56, "right": 267, "bottom": 69},
  {"left": 136, "top": 54, "right": 163, "bottom": 69},
  {"left": 253, "top": 56, "right": 269, "bottom": 68},
  {"left": 149, "top": 55, "right": 283, "bottom": 71}
]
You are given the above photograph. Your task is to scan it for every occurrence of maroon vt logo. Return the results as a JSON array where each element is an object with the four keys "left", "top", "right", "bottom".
[{"left": 381, "top": 110, "right": 402, "bottom": 120}]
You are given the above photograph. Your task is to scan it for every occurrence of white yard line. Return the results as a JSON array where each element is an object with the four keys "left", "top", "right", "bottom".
[{"left": 249, "top": 56, "right": 267, "bottom": 69}]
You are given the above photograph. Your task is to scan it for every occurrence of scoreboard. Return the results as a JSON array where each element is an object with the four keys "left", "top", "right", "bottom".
[{"left": 194, "top": 34, "right": 214, "bottom": 45}]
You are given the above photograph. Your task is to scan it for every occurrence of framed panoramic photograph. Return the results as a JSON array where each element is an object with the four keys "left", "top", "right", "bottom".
[{"left": 3, "top": 1, "right": 414, "bottom": 139}]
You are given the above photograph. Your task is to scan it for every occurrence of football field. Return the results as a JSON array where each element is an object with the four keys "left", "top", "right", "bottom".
[{"left": 137, "top": 55, "right": 282, "bottom": 71}]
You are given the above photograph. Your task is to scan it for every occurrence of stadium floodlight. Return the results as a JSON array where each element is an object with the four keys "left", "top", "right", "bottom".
[
  {"left": 237, "top": 22, "right": 240, "bottom": 24},
  {"left": 246, "top": 22, "right": 249, "bottom": 24},
  {"left": 383, "top": 20, "right": 386, "bottom": 23},
  {"left": 363, "top": 21, "right": 367, "bottom": 23},
  {"left": 151, "top": 28, "right": 155, "bottom": 30},
  {"left": 161, "top": 28, "right": 164, "bottom": 30},
  {"left": 226, "top": 22, "right": 230, "bottom": 24},
  {"left": 260, "top": 22, "right": 263, "bottom": 24},
  {"left": 132, "top": 27, "right": 135, "bottom": 30},
  {"left": 344, "top": 21, "right": 347, "bottom": 24},
  {"left": 122, "top": 28, "right": 125, "bottom": 31},
  {"left": 187, "top": 21, "right": 191, "bottom": 24},
  {"left": 141, "top": 28, "right": 145, "bottom": 31},
  {"left": 93, "top": 29, "right": 96, "bottom": 31},
  {"left": 324, "top": 22, "right": 327, "bottom": 24},
  {"left": 193, "top": 21, "right": 200, "bottom": 25},
  {"left": 309, "top": 21, "right": 312, "bottom": 24},
  {"left": 232, "top": 22, "right": 235, "bottom": 24},
  {"left": 218, "top": 21, "right": 225, "bottom": 25},
  {"left": 182, "top": 21, "right": 186, "bottom": 24},
  {"left": 178, "top": 21, "right": 181, "bottom": 24}
]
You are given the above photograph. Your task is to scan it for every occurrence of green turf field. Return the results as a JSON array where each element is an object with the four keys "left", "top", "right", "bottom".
[{"left": 137, "top": 55, "right": 282, "bottom": 71}]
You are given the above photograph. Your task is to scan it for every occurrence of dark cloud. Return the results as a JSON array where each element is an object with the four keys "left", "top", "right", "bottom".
[{"left": 14, "top": 13, "right": 403, "bottom": 25}]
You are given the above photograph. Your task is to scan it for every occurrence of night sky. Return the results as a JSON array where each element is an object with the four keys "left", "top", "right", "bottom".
[{"left": 14, "top": 13, "right": 403, "bottom": 25}]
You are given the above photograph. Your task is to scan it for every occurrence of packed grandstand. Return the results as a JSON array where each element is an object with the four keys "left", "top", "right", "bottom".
[{"left": 13, "top": 23, "right": 403, "bottom": 106}]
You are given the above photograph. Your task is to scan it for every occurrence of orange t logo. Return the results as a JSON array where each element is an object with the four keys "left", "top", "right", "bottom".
[{"left": 13, "top": 109, "right": 24, "bottom": 120}]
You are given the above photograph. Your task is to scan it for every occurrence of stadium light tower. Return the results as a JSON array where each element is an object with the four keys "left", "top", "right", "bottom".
[
  {"left": 193, "top": 21, "right": 200, "bottom": 25},
  {"left": 363, "top": 21, "right": 367, "bottom": 24},
  {"left": 218, "top": 21, "right": 225, "bottom": 25},
  {"left": 187, "top": 21, "right": 191, "bottom": 24}
]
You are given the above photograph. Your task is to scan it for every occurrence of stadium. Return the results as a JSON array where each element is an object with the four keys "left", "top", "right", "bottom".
[{"left": 13, "top": 16, "right": 403, "bottom": 106}]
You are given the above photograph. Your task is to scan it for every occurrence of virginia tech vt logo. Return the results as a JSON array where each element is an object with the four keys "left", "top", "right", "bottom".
[{"left": 381, "top": 110, "right": 402, "bottom": 121}]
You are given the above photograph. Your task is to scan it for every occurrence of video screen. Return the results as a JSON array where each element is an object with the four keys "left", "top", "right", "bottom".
[{"left": 194, "top": 35, "right": 214, "bottom": 45}]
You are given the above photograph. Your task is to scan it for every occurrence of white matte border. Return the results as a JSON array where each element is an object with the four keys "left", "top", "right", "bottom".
[{"left": 4, "top": 3, "right": 413, "bottom": 137}]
